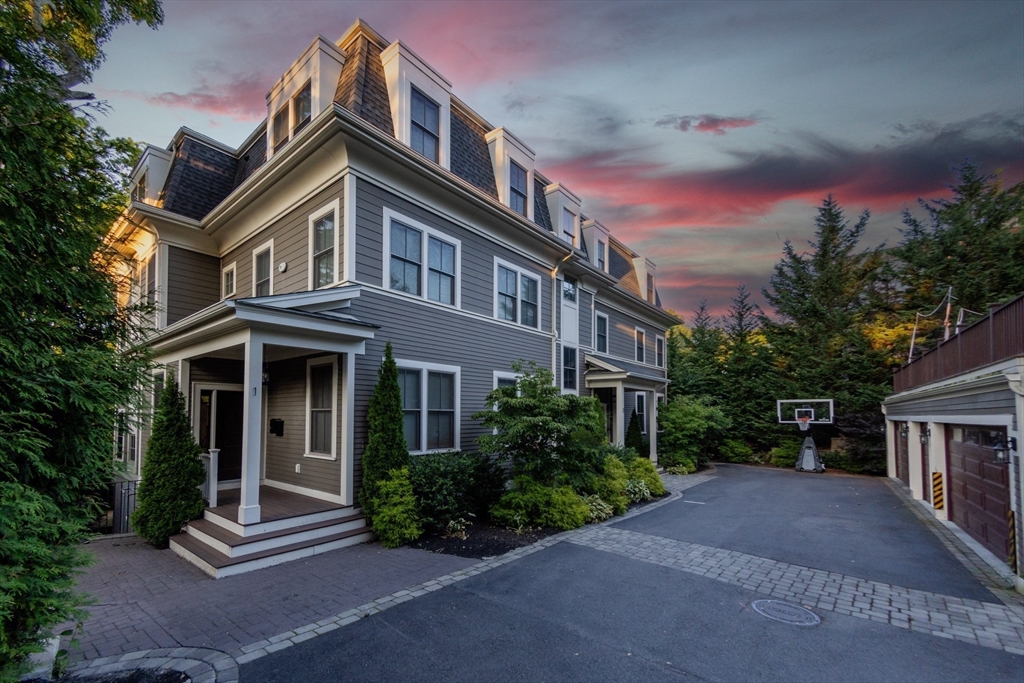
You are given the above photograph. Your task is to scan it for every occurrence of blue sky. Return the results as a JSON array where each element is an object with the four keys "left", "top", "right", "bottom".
[{"left": 91, "top": 1, "right": 1024, "bottom": 319}]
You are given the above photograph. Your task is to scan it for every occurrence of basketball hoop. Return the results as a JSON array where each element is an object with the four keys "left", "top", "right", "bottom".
[{"left": 797, "top": 416, "right": 811, "bottom": 431}]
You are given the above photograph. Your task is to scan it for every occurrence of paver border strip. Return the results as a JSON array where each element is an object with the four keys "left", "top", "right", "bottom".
[{"left": 65, "top": 647, "right": 237, "bottom": 683}]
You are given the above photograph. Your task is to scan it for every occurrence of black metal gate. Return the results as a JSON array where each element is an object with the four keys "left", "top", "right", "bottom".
[{"left": 94, "top": 480, "right": 138, "bottom": 534}]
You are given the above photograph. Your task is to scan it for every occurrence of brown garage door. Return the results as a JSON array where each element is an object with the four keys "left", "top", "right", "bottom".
[
  {"left": 896, "top": 423, "right": 910, "bottom": 486},
  {"left": 948, "top": 426, "right": 1011, "bottom": 560}
]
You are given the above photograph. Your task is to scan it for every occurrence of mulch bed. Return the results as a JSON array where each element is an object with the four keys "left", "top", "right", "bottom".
[{"left": 33, "top": 670, "right": 188, "bottom": 683}]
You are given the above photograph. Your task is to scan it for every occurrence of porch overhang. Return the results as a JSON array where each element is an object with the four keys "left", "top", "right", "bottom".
[{"left": 583, "top": 354, "right": 669, "bottom": 391}]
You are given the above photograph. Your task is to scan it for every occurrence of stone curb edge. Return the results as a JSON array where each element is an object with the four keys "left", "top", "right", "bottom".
[{"left": 66, "top": 647, "right": 237, "bottom": 683}]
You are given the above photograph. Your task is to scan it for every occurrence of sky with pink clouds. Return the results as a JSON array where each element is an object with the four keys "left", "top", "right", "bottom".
[{"left": 89, "top": 0, "right": 1024, "bottom": 320}]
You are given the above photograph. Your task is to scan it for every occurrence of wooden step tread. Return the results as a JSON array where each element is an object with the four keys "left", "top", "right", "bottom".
[
  {"left": 190, "top": 512, "right": 365, "bottom": 547},
  {"left": 172, "top": 525, "right": 373, "bottom": 569}
]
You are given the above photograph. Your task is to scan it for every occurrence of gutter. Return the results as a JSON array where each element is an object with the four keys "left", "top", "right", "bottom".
[{"left": 550, "top": 252, "right": 573, "bottom": 383}]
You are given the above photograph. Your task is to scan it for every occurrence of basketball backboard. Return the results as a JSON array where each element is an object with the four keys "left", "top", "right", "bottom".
[{"left": 776, "top": 399, "right": 834, "bottom": 425}]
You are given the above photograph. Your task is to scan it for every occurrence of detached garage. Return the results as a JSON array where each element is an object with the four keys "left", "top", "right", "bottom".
[{"left": 883, "top": 295, "right": 1023, "bottom": 593}]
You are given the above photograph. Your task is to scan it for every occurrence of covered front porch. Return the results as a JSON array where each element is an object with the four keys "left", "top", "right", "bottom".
[{"left": 585, "top": 354, "right": 668, "bottom": 461}]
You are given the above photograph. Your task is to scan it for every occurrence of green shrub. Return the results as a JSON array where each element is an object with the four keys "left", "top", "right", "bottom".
[
  {"left": 490, "top": 476, "right": 588, "bottom": 531},
  {"left": 665, "top": 456, "right": 697, "bottom": 475},
  {"left": 768, "top": 438, "right": 802, "bottom": 468},
  {"left": 658, "top": 396, "right": 731, "bottom": 466},
  {"left": 625, "top": 409, "right": 646, "bottom": 457},
  {"left": 595, "top": 455, "right": 629, "bottom": 515},
  {"left": 582, "top": 494, "right": 614, "bottom": 523},
  {"left": 625, "top": 479, "right": 652, "bottom": 503},
  {"left": 627, "top": 458, "right": 666, "bottom": 496},
  {"left": 360, "top": 343, "right": 410, "bottom": 522},
  {"left": 409, "top": 451, "right": 485, "bottom": 531},
  {"left": 719, "top": 438, "right": 754, "bottom": 463},
  {"left": 371, "top": 468, "right": 422, "bottom": 548},
  {"left": 540, "top": 486, "right": 589, "bottom": 530},
  {"left": 133, "top": 380, "right": 206, "bottom": 548}
]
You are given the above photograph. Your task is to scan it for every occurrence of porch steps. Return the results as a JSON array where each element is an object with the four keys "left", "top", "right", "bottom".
[
  {"left": 170, "top": 524, "right": 374, "bottom": 579},
  {"left": 185, "top": 513, "right": 367, "bottom": 557}
]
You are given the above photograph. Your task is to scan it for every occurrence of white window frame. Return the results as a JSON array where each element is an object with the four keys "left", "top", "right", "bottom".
[
  {"left": 308, "top": 198, "right": 341, "bottom": 290},
  {"left": 493, "top": 257, "right": 541, "bottom": 329},
  {"left": 382, "top": 208, "right": 461, "bottom": 309},
  {"left": 656, "top": 335, "right": 665, "bottom": 368},
  {"left": 304, "top": 356, "right": 338, "bottom": 460},
  {"left": 561, "top": 207, "right": 576, "bottom": 246},
  {"left": 221, "top": 262, "right": 236, "bottom": 299},
  {"left": 395, "top": 358, "right": 461, "bottom": 455},
  {"left": 635, "top": 327, "right": 646, "bottom": 364},
  {"left": 635, "top": 392, "right": 647, "bottom": 435},
  {"left": 252, "top": 239, "right": 274, "bottom": 298},
  {"left": 595, "top": 312, "right": 609, "bottom": 354},
  {"left": 292, "top": 80, "right": 312, "bottom": 135},
  {"left": 562, "top": 345, "right": 578, "bottom": 395},
  {"left": 272, "top": 104, "right": 290, "bottom": 154},
  {"left": 493, "top": 370, "right": 521, "bottom": 390},
  {"left": 597, "top": 240, "right": 607, "bottom": 272}
]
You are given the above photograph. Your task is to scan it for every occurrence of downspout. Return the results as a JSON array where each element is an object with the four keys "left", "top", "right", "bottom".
[{"left": 551, "top": 253, "right": 573, "bottom": 384}]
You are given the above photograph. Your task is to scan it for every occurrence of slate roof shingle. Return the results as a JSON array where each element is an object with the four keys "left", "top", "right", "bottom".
[
  {"left": 161, "top": 137, "right": 238, "bottom": 221},
  {"left": 334, "top": 33, "right": 394, "bottom": 137},
  {"left": 608, "top": 241, "right": 641, "bottom": 297},
  {"left": 232, "top": 127, "right": 267, "bottom": 189},
  {"left": 533, "top": 178, "right": 552, "bottom": 231},
  {"left": 450, "top": 106, "right": 498, "bottom": 199}
]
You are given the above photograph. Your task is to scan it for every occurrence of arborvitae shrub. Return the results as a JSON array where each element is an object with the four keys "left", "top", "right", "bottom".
[
  {"left": 360, "top": 342, "right": 409, "bottom": 521},
  {"left": 371, "top": 468, "right": 422, "bottom": 548},
  {"left": 132, "top": 379, "right": 206, "bottom": 548},
  {"left": 625, "top": 409, "right": 646, "bottom": 457}
]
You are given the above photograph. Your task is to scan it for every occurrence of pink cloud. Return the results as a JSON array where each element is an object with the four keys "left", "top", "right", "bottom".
[
  {"left": 104, "top": 75, "right": 267, "bottom": 122},
  {"left": 657, "top": 114, "right": 760, "bottom": 135}
]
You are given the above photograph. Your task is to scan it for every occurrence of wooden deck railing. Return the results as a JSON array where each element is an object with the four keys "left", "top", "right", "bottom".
[{"left": 893, "top": 294, "right": 1024, "bottom": 393}]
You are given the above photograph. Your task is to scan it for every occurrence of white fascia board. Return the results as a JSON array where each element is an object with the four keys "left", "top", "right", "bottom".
[
  {"left": 884, "top": 361, "right": 1019, "bottom": 405},
  {"left": 584, "top": 354, "right": 623, "bottom": 373},
  {"left": 485, "top": 126, "right": 535, "bottom": 158},
  {"left": 597, "top": 285, "right": 680, "bottom": 329},
  {"left": 232, "top": 302, "right": 377, "bottom": 340},
  {"left": 172, "top": 127, "right": 237, "bottom": 156},
  {"left": 244, "top": 284, "right": 362, "bottom": 311},
  {"left": 267, "top": 35, "right": 345, "bottom": 104}
]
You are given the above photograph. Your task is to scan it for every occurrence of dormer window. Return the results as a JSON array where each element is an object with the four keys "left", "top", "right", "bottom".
[
  {"left": 647, "top": 274, "right": 654, "bottom": 302},
  {"left": 131, "top": 172, "right": 147, "bottom": 203},
  {"left": 293, "top": 82, "right": 312, "bottom": 134},
  {"left": 272, "top": 107, "right": 289, "bottom": 153},
  {"left": 510, "top": 161, "right": 528, "bottom": 216},
  {"left": 597, "top": 241, "right": 606, "bottom": 271},
  {"left": 561, "top": 208, "right": 576, "bottom": 246},
  {"left": 411, "top": 87, "right": 440, "bottom": 163}
]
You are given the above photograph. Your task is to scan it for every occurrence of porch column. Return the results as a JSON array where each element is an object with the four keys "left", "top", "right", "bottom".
[
  {"left": 649, "top": 392, "right": 659, "bottom": 464},
  {"left": 341, "top": 352, "right": 355, "bottom": 507},
  {"left": 614, "top": 383, "right": 625, "bottom": 446},
  {"left": 907, "top": 422, "right": 924, "bottom": 499},
  {"left": 885, "top": 418, "right": 897, "bottom": 479},
  {"left": 239, "top": 336, "right": 263, "bottom": 525}
]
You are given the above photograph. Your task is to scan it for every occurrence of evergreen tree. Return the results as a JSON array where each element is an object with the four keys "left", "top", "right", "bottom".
[
  {"left": 359, "top": 342, "right": 409, "bottom": 521},
  {"left": 132, "top": 379, "right": 206, "bottom": 547},
  {"left": 667, "top": 301, "right": 725, "bottom": 402},
  {"left": 625, "top": 409, "right": 645, "bottom": 457},
  {"left": 0, "top": 1, "right": 162, "bottom": 674}
]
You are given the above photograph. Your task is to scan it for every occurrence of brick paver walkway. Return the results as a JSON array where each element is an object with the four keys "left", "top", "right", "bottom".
[{"left": 567, "top": 525, "right": 1024, "bottom": 654}]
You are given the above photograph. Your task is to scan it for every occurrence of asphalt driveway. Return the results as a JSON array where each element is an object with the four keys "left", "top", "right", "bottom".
[{"left": 241, "top": 466, "right": 1024, "bottom": 682}]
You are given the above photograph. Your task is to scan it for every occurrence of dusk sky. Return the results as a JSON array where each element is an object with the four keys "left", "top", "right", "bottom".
[{"left": 90, "top": 1, "right": 1024, "bottom": 320}]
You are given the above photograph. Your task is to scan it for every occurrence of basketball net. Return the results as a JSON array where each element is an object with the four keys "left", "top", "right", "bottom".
[{"left": 797, "top": 416, "right": 811, "bottom": 432}]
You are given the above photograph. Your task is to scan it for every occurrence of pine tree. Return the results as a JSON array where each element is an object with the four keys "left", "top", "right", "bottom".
[
  {"left": 132, "top": 379, "right": 206, "bottom": 547},
  {"left": 359, "top": 342, "right": 409, "bottom": 521},
  {"left": 667, "top": 300, "right": 725, "bottom": 402},
  {"left": 625, "top": 409, "right": 645, "bottom": 457}
]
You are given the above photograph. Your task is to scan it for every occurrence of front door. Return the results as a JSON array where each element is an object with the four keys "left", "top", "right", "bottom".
[{"left": 195, "top": 386, "right": 245, "bottom": 483}]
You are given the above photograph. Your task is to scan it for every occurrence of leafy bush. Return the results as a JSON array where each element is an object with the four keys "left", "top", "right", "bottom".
[
  {"left": 133, "top": 380, "right": 206, "bottom": 548},
  {"left": 658, "top": 396, "right": 731, "bottom": 466},
  {"left": 769, "top": 438, "right": 803, "bottom": 468},
  {"left": 371, "top": 468, "right": 422, "bottom": 548},
  {"left": 595, "top": 455, "right": 629, "bottom": 515},
  {"left": 627, "top": 458, "right": 666, "bottom": 496},
  {"left": 582, "top": 494, "right": 614, "bottom": 523},
  {"left": 490, "top": 476, "right": 588, "bottom": 531},
  {"left": 360, "top": 343, "right": 410, "bottom": 522},
  {"left": 625, "top": 479, "right": 652, "bottom": 503},
  {"left": 719, "top": 438, "right": 754, "bottom": 463},
  {"left": 666, "top": 456, "right": 697, "bottom": 475},
  {"left": 408, "top": 451, "right": 502, "bottom": 531}
]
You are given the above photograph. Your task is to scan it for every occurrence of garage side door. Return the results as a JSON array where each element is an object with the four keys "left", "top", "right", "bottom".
[
  {"left": 896, "top": 423, "right": 910, "bottom": 486},
  {"left": 948, "top": 426, "right": 1011, "bottom": 561}
]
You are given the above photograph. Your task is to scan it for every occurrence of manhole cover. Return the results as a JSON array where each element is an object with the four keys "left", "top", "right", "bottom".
[{"left": 751, "top": 600, "right": 821, "bottom": 626}]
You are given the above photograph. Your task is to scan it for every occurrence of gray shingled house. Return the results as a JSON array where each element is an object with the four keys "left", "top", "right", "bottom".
[{"left": 110, "top": 19, "right": 679, "bottom": 577}]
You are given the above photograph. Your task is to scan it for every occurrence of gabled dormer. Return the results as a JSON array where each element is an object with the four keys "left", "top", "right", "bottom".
[
  {"left": 634, "top": 256, "right": 657, "bottom": 304},
  {"left": 266, "top": 36, "right": 346, "bottom": 158},
  {"left": 130, "top": 145, "right": 172, "bottom": 206},
  {"left": 486, "top": 127, "right": 535, "bottom": 220},
  {"left": 544, "top": 183, "right": 582, "bottom": 248},
  {"left": 380, "top": 39, "right": 452, "bottom": 169},
  {"left": 582, "top": 218, "right": 611, "bottom": 273}
]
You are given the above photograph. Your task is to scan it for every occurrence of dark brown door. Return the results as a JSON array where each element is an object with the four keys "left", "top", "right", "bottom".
[
  {"left": 215, "top": 390, "right": 244, "bottom": 482},
  {"left": 897, "top": 422, "right": 910, "bottom": 485},
  {"left": 948, "top": 426, "right": 1011, "bottom": 560},
  {"left": 921, "top": 424, "right": 932, "bottom": 503}
]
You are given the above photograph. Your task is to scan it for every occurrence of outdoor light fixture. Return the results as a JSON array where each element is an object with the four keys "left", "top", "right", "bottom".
[
  {"left": 899, "top": 424, "right": 909, "bottom": 439},
  {"left": 262, "top": 363, "right": 270, "bottom": 385},
  {"left": 990, "top": 435, "right": 1017, "bottom": 464},
  {"left": 919, "top": 427, "right": 930, "bottom": 446}
]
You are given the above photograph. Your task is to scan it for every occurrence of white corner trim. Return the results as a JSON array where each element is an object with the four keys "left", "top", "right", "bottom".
[
  {"left": 252, "top": 238, "right": 274, "bottom": 297},
  {"left": 307, "top": 198, "right": 342, "bottom": 290},
  {"left": 394, "top": 358, "right": 461, "bottom": 454},
  {"left": 381, "top": 206, "right": 462, "bottom": 309},
  {"left": 344, "top": 173, "right": 356, "bottom": 282},
  {"left": 304, "top": 355, "right": 338, "bottom": 461}
]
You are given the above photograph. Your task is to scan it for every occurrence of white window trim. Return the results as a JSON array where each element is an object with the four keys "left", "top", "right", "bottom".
[
  {"left": 493, "top": 256, "right": 541, "bottom": 329},
  {"left": 382, "top": 207, "right": 461, "bottom": 309},
  {"left": 597, "top": 239, "right": 607, "bottom": 272},
  {"left": 308, "top": 198, "right": 341, "bottom": 290},
  {"left": 395, "top": 358, "right": 461, "bottom": 455},
  {"left": 635, "top": 326, "right": 646, "bottom": 364},
  {"left": 594, "top": 312, "right": 609, "bottom": 354},
  {"left": 272, "top": 104, "right": 290, "bottom": 154},
  {"left": 304, "top": 356, "right": 338, "bottom": 460},
  {"left": 252, "top": 239, "right": 274, "bottom": 297},
  {"left": 561, "top": 208, "right": 577, "bottom": 247},
  {"left": 655, "top": 335, "right": 665, "bottom": 368},
  {"left": 493, "top": 370, "right": 521, "bottom": 389},
  {"left": 561, "top": 344, "right": 579, "bottom": 395},
  {"left": 221, "top": 261, "right": 236, "bottom": 299},
  {"left": 635, "top": 392, "right": 647, "bottom": 434},
  {"left": 292, "top": 80, "right": 312, "bottom": 133}
]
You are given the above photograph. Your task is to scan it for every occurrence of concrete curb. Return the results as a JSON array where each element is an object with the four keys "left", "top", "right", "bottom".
[{"left": 65, "top": 648, "right": 237, "bottom": 683}]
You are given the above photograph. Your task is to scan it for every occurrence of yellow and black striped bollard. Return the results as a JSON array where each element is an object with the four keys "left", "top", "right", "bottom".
[{"left": 931, "top": 471, "right": 944, "bottom": 510}]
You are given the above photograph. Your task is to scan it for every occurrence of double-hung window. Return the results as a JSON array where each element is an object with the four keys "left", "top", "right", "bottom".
[
  {"left": 132, "top": 172, "right": 147, "bottom": 202},
  {"left": 647, "top": 274, "right": 655, "bottom": 302},
  {"left": 386, "top": 211, "right": 460, "bottom": 307},
  {"left": 312, "top": 212, "right": 335, "bottom": 289},
  {"left": 509, "top": 161, "right": 528, "bottom": 216},
  {"left": 222, "top": 262, "right": 236, "bottom": 299},
  {"left": 595, "top": 313, "right": 608, "bottom": 353},
  {"left": 562, "top": 208, "right": 576, "bottom": 246},
  {"left": 293, "top": 82, "right": 312, "bottom": 134},
  {"left": 562, "top": 275, "right": 577, "bottom": 303},
  {"left": 411, "top": 87, "right": 440, "bottom": 163},
  {"left": 656, "top": 336, "right": 665, "bottom": 368},
  {"left": 306, "top": 358, "right": 336, "bottom": 459},
  {"left": 495, "top": 259, "right": 539, "bottom": 328},
  {"left": 253, "top": 242, "right": 273, "bottom": 297},
  {"left": 396, "top": 360, "right": 460, "bottom": 453},
  {"left": 563, "top": 346, "right": 577, "bottom": 390},
  {"left": 635, "top": 392, "right": 647, "bottom": 434},
  {"left": 597, "top": 240, "right": 606, "bottom": 271},
  {"left": 272, "top": 106, "right": 289, "bottom": 153},
  {"left": 635, "top": 328, "right": 645, "bottom": 363}
]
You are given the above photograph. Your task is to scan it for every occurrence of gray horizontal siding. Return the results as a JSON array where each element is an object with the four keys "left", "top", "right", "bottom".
[
  {"left": 222, "top": 179, "right": 344, "bottom": 298},
  {"left": 886, "top": 388, "right": 1016, "bottom": 419},
  {"left": 354, "top": 177, "right": 552, "bottom": 332},
  {"left": 264, "top": 354, "right": 341, "bottom": 496},
  {"left": 166, "top": 246, "right": 220, "bottom": 325},
  {"left": 348, "top": 289, "right": 551, "bottom": 495},
  {"left": 593, "top": 301, "right": 666, "bottom": 378},
  {"left": 189, "top": 358, "right": 244, "bottom": 385},
  {"left": 579, "top": 290, "right": 593, "bottom": 350}
]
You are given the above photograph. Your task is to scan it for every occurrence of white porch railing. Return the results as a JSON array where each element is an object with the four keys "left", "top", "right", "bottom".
[{"left": 199, "top": 448, "right": 219, "bottom": 508}]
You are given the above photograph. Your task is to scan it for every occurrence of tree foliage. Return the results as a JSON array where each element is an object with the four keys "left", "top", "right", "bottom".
[
  {"left": 624, "top": 409, "right": 645, "bottom": 458},
  {"left": 657, "top": 396, "right": 731, "bottom": 468},
  {"left": 0, "top": 1, "right": 162, "bottom": 676},
  {"left": 359, "top": 342, "right": 409, "bottom": 522},
  {"left": 132, "top": 379, "right": 205, "bottom": 547}
]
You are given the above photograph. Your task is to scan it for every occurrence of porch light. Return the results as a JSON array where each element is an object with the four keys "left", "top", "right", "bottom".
[
  {"left": 919, "top": 428, "right": 930, "bottom": 446},
  {"left": 899, "top": 424, "right": 909, "bottom": 439},
  {"left": 262, "top": 363, "right": 270, "bottom": 385},
  {"left": 990, "top": 435, "right": 1016, "bottom": 464}
]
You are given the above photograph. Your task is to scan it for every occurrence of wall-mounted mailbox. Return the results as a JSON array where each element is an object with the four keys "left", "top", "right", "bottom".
[{"left": 269, "top": 419, "right": 284, "bottom": 437}]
